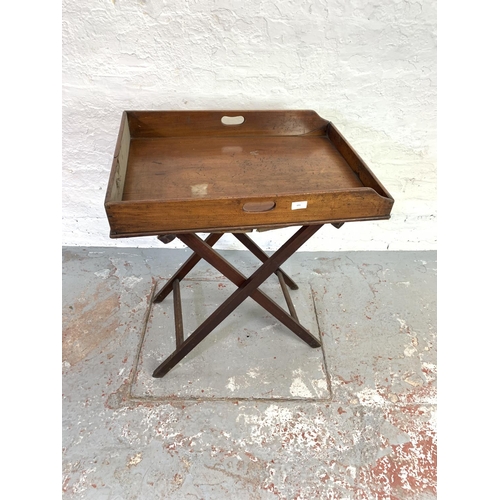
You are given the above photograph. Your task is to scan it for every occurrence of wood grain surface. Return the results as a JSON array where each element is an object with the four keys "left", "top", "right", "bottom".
[
  {"left": 105, "top": 110, "right": 394, "bottom": 237},
  {"left": 122, "top": 136, "right": 363, "bottom": 201}
]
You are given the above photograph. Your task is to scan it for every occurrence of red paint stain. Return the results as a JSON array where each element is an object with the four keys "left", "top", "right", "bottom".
[
  {"left": 263, "top": 482, "right": 280, "bottom": 496},
  {"left": 362, "top": 434, "right": 436, "bottom": 498},
  {"left": 62, "top": 477, "right": 70, "bottom": 493},
  {"left": 421, "top": 365, "right": 436, "bottom": 377},
  {"left": 245, "top": 451, "right": 258, "bottom": 462},
  {"left": 360, "top": 405, "right": 437, "bottom": 498},
  {"left": 337, "top": 374, "right": 365, "bottom": 386},
  {"left": 402, "top": 383, "right": 436, "bottom": 404},
  {"left": 319, "top": 473, "right": 330, "bottom": 483}
]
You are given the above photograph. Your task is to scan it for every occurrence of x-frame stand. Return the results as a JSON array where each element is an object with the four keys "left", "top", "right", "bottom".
[{"left": 151, "top": 223, "right": 342, "bottom": 378}]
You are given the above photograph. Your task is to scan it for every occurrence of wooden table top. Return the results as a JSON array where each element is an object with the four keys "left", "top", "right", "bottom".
[
  {"left": 105, "top": 110, "right": 394, "bottom": 237},
  {"left": 122, "top": 135, "right": 364, "bottom": 202}
]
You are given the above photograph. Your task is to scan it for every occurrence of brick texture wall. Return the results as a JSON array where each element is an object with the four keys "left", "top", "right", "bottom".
[{"left": 62, "top": 0, "right": 436, "bottom": 251}]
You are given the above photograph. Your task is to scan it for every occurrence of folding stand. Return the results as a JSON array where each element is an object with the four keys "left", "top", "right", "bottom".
[{"left": 151, "top": 223, "right": 343, "bottom": 378}]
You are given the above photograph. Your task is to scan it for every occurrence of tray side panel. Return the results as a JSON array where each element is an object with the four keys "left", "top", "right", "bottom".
[
  {"left": 105, "top": 189, "right": 393, "bottom": 237},
  {"left": 105, "top": 112, "right": 131, "bottom": 203},
  {"left": 327, "top": 123, "right": 394, "bottom": 202},
  {"left": 126, "top": 110, "right": 330, "bottom": 138}
]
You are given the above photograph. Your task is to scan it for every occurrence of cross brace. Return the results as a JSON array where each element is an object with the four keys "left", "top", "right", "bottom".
[{"left": 151, "top": 224, "right": 334, "bottom": 378}]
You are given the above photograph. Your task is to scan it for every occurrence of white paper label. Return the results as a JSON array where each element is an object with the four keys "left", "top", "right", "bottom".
[{"left": 291, "top": 201, "right": 308, "bottom": 210}]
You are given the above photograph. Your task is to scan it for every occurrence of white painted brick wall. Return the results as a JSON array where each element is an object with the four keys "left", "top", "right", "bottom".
[{"left": 62, "top": 0, "right": 436, "bottom": 251}]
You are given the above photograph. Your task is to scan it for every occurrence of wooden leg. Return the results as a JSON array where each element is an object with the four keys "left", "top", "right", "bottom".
[
  {"left": 153, "top": 233, "right": 223, "bottom": 303},
  {"left": 276, "top": 270, "right": 298, "bottom": 321},
  {"left": 177, "top": 233, "right": 320, "bottom": 348},
  {"left": 152, "top": 225, "right": 322, "bottom": 378},
  {"left": 172, "top": 279, "right": 184, "bottom": 349}
]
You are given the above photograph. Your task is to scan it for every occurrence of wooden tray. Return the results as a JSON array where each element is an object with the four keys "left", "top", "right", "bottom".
[{"left": 105, "top": 110, "right": 394, "bottom": 237}]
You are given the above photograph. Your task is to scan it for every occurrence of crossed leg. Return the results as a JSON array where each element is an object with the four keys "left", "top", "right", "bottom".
[
  {"left": 152, "top": 225, "right": 323, "bottom": 378},
  {"left": 153, "top": 232, "right": 298, "bottom": 303}
]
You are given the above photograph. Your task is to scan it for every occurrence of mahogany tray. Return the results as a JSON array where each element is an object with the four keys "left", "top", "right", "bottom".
[{"left": 105, "top": 110, "right": 394, "bottom": 237}]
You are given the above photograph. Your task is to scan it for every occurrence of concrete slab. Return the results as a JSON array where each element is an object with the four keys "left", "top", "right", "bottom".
[
  {"left": 133, "top": 279, "right": 329, "bottom": 400},
  {"left": 62, "top": 246, "right": 437, "bottom": 499},
  {"left": 312, "top": 252, "right": 437, "bottom": 407}
]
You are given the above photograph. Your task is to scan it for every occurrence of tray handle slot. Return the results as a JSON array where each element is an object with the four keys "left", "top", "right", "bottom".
[
  {"left": 221, "top": 115, "right": 245, "bottom": 126},
  {"left": 243, "top": 201, "right": 276, "bottom": 212}
]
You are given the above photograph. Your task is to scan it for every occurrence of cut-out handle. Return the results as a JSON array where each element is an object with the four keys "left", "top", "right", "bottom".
[
  {"left": 242, "top": 201, "right": 276, "bottom": 213},
  {"left": 221, "top": 115, "right": 245, "bottom": 126}
]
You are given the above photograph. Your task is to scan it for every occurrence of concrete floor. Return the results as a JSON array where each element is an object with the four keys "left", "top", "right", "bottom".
[{"left": 62, "top": 245, "right": 436, "bottom": 499}]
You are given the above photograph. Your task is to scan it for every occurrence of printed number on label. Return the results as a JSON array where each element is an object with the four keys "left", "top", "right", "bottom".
[{"left": 291, "top": 201, "right": 308, "bottom": 210}]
